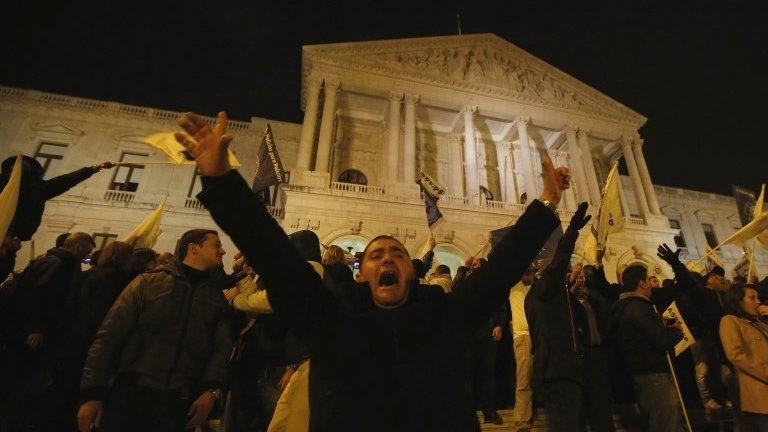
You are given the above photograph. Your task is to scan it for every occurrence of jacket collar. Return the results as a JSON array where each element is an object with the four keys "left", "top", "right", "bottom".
[{"left": 619, "top": 291, "right": 652, "bottom": 303}]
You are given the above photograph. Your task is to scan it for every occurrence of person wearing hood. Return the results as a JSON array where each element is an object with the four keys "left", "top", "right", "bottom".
[
  {"left": 0, "top": 156, "right": 114, "bottom": 280},
  {"left": 612, "top": 263, "right": 685, "bottom": 432},
  {"left": 0, "top": 232, "right": 95, "bottom": 430},
  {"left": 172, "top": 110, "right": 570, "bottom": 432}
]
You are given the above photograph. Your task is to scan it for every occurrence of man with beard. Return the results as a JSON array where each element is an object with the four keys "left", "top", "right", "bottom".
[{"left": 173, "top": 111, "right": 570, "bottom": 431}]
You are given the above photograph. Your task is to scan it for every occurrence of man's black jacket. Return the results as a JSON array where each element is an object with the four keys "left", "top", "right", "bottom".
[
  {"left": 612, "top": 292, "right": 683, "bottom": 375},
  {"left": 197, "top": 170, "right": 559, "bottom": 432},
  {"left": 80, "top": 261, "right": 233, "bottom": 400},
  {"left": 525, "top": 227, "right": 610, "bottom": 387}
]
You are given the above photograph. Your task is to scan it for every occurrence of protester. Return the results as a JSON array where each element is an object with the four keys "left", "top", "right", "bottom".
[
  {"left": 129, "top": 247, "right": 159, "bottom": 279},
  {"left": 612, "top": 263, "right": 685, "bottom": 432},
  {"left": 0, "top": 232, "right": 95, "bottom": 430},
  {"left": 507, "top": 266, "right": 536, "bottom": 431},
  {"left": 155, "top": 251, "right": 174, "bottom": 267},
  {"left": 0, "top": 156, "right": 115, "bottom": 281},
  {"left": 322, "top": 244, "right": 355, "bottom": 289},
  {"left": 428, "top": 264, "right": 453, "bottom": 293},
  {"left": 525, "top": 203, "right": 614, "bottom": 432},
  {"left": 176, "top": 110, "right": 569, "bottom": 431},
  {"left": 719, "top": 283, "right": 768, "bottom": 432},
  {"left": 77, "top": 229, "right": 233, "bottom": 432},
  {"left": 412, "top": 236, "right": 436, "bottom": 283},
  {"left": 657, "top": 245, "right": 732, "bottom": 409}
]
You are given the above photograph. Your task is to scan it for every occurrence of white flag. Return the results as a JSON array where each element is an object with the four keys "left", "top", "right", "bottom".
[
  {"left": 663, "top": 301, "right": 695, "bottom": 356},
  {"left": 591, "top": 163, "right": 624, "bottom": 250}
]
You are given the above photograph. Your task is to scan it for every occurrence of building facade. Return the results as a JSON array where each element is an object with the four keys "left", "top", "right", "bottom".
[{"left": 1, "top": 34, "right": 764, "bottom": 279}]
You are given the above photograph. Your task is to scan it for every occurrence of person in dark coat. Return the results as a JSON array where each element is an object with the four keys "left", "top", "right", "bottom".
[
  {"left": 0, "top": 156, "right": 114, "bottom": 281},
  {"left": 77, "top": 229, "right": 233, "bottom": 432},
  {"left": 174, "top": 110, "right": 570, "bottom": 432},
  {"left": 612, "top": 263, "right": 685, "bottom": 432},
  {"left": 0, "top": 232, "right": 95, "bottom": 431},
  {"left": 524, "top": 202, "right": 614, "bottom": 432}
]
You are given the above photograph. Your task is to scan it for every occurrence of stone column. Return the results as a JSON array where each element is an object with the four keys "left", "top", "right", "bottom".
[
  {"left": 577, "top": 129, "right": 602, "bottom": 204},
  {"left": 386, "top": 92, "right": 403, "bottom": 182},
  {"left": 314, "top": 79, "right": 340, "bottom": 174},
  {"left": 620, "top": 136, "right": 651, "bottom": 219},
  {"left": 503, "top": 143, "right": 518, "bottom": 204},
  {"left": 295, "top": 76, "right": 323, "bottom": 171},
  {"left": 449, "top": 133, "right": 464, "bottom": 195},
  {"left": 632, "top": 136, "right": 662, "bottom": 215},
  {"left": 516, "top": 117, "right": 538, "bottom": 200},
  {"left": 403, "top": 94, "right": 419, "bottom": 184},
  {"left": 462, "top": 106, "right": 479, "bottom": 199},
  {"left": 564, "top": 125, "right": 590, "bottom": 204},
  {"left": 616, "top": 170, "right": 632, "bottom": 218}
]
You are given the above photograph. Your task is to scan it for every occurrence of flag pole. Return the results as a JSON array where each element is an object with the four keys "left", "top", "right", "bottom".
[{"left": 666, "top": 352, "right": 693, "bottom": 432}]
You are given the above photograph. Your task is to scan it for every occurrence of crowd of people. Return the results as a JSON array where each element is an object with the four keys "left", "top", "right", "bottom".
[{"left": 0, "top": 111, "right": 766, "bottom": 432}]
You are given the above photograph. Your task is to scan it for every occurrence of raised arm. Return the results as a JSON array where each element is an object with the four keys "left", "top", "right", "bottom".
[
  {"left": 657, "top": 243, "right": 709, "bottom": 305},
  {"left": 177, "top": 112, "right": 342, "bottom": 342},
  {"left": 41, "top": 162, "right": 114, "bottom": 200},
  {"left": 449, "top": 157, "right": 570, "bottom": 326}
]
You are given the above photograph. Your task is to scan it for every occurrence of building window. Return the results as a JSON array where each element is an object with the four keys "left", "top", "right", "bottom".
[
  {"left": 338, "top": 169, "right": 367, "bottom": 185},
  {"left": 34, "top": 142, "right": 68, "bottom": 178},
  {"left": 669, "top": 219, "right": 687, "bottom": 248},
  {"left": 92, "top": 232, "right": 117, "bottom": 250},
  {"left": 188, "top": 170, "right": 202, "bottom": 197},
  {"left": 479, "top": 186, "right": 494, "bottom": 201},
  {"left": 702, "top": 223, "right": 719, "bottom": 248},
  {"left": 110, "top": 152, "right": 147, "bottom": 192}
]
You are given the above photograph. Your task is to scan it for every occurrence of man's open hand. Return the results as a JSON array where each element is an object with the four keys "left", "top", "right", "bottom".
[
  {"left": 566, "top": 202, "right": 592, "bottom": 233},
  {"left": 175, "top": 112, "right": 234, "bottom": 177},
  {"left": 657, "top": 244, "right": 681, "bottom": 266}
]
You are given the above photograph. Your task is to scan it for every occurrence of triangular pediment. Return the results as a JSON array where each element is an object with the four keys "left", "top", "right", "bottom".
[
  {"left": 31, "top": 122, "right": 85, "bottom": 136},
  {"left": 303, "top": 34, "right": 646, "bottom": 126}
]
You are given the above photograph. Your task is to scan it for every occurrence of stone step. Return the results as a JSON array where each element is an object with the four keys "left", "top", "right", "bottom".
[{"left": 478, "top": 405, "right": 735, "bottom": 432}]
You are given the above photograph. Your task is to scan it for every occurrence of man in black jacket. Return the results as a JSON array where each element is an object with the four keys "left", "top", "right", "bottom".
[
  {"left": 525, "top": 202, "right": 615, "bottom": 432},
  {"left": 77, "top": 229, "right": 233, "bottom": 432},
  {"left": 613, "top": 264, "right": 684, "bottom": 432},
  {"left": 0, "top": 155, "right": 115, "bottom": 280},
  {"left": 0, "top": 232, "right": 95, "bottom": 430},
  {"left": 173, "top": 111, "right": 570, "bottom": 431}
]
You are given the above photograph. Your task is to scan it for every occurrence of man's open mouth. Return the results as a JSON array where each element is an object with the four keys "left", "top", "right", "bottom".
[{"left": 378, "top": 271, "right": 398, "bottom": 287}]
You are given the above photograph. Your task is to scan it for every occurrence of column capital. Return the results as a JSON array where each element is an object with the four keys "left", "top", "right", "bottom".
[
  {"left": 404, "top": 93, "right": 420, "bottom": 105},
  {"left": 462, "top": 105, "right": 478, "bottom": 117},
  {"left": 388, "top": 91, "right": 404, "bottom": 102},
  {"left": 631, "top": 136, "right": 644, "bottom": 148},
  {"left": 517, "top": 116, "right": 530, "bottom": 126},
  {"left": 576, "top": 127, "right": 590, "bottom": 137},
  {"left": 619, "top": 135, "right": 633, "bottom": 149},
  {"left": 307, "top": 75, "right": 324, "bottom": 89},
  {"left": 563, "top": 124, "right": 578, "bottom": 135},
  {"left": 325, "top": 79, "right": 341, "bottom": 93}
]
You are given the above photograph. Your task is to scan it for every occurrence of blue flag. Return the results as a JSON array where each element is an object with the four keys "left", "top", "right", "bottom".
[{"left": 422, "top": 188, "right": 444, "bottom": 228}]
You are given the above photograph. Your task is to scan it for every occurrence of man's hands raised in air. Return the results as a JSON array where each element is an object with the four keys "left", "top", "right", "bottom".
[{"left": 175, "top": 112, "right": 234, "bottom": 177}]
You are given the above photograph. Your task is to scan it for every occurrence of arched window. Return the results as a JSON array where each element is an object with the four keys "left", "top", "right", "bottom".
[
  {"left": 338, "top": 169, "right": 367, "bottom": 185},
  {"left": 479, "top": 186, "right": 494, "bottom": 201}
]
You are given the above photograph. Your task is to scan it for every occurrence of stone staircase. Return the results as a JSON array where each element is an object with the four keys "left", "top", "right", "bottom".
[{"left": 478, "top": 404, "right": 734, "bottom": 431}]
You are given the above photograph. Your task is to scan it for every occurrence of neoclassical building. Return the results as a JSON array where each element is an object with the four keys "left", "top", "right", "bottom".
[{"left": 1, "top": 34, "right": 764, "bottom": 279}]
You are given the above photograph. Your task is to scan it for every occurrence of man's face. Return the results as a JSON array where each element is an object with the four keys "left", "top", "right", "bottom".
[
  {"left": 637, "top": 276, "right": 653, "bottom": 297},
  {"left": 359, "top": 237, "right": 414, "bottom": 307},
  {"left": 190, "top": 234, "right": 225, "bottom": 270},
  {"left": 707, "top": 274, "right": 727, "bottom": 292},
  {"left": 649, "top": 276, "right": 660, "bottom": 289},
  {"left": 74, "top": 243, "right": 95, "bottom": 261}
]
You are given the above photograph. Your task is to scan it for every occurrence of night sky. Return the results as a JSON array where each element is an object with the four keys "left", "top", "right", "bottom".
[{"left": 2, "top": 2, "right": 765, "bottom": 196}]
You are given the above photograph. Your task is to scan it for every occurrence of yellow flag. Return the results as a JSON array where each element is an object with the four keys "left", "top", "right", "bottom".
[
  {"left": 721, "top": 211, "right": 768, "bottom": 248},
  {"left": 591, "top": 163, "right": 624, "bottom": 250},
  {"left": 581, "top": 233, "right": 599, "bottom": 265},
  {"left": 0, "top": 155, "right": 22, "bottom": 241},
  {"left": 705, "top": 245, "right": 725, "bottom": 269},
  {"left": 142, "top": 132, "right": 241, "bottom": 167},
  {"left": 124, "top": 203, "right": 165, "bottom": 249},
  {"left": 754, "top": 184, "right": 764, "bottom": 218}
]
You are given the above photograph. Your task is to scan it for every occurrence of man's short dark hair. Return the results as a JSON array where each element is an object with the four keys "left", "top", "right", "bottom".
[
  {"left": 435, "top": 264, "right": 451, "bottom": 276},
  {"left": 621, "top": 264, "right": 648, "bottom": 291},
  {"left": 289, "top": 230, "right": 321, "bottom": 262},
  {"left": 361, "top": 235, "right": 410, "bottom": 264},
  {"left": 177, "top": 229, "right": 218, "bottom": 260},
  {"left": 55, "top": 232, "right": 70, "bottom": 248}
]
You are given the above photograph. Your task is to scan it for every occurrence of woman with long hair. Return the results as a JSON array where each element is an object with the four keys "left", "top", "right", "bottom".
[{"left": 720, "top": 283, "right": 768, "bottom": 431}]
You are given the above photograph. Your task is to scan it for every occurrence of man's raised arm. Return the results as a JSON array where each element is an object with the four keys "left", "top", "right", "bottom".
[
  {"left": 177, "top": 112, "right": 341, "bottom": 341},
  {"left": 449, "top": 157, "right": 571, "bottom": 326}
]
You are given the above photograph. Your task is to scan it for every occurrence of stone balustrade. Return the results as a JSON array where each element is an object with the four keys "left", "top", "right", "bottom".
[{"left": 103, "top": 190, "right": 135, "bottom": 204}]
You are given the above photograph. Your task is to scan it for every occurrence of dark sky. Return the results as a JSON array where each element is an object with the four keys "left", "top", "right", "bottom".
[{"left": 2, "top": 1, "right": 765, "bottom": 196}]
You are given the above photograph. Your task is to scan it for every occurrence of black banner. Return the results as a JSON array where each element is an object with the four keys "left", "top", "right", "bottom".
[
  {"left": 252, "top": 124, "right": 286, "bottom": 194},
  {"left": 732, "top": 185, "right": 756, "bottom": 227}
]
